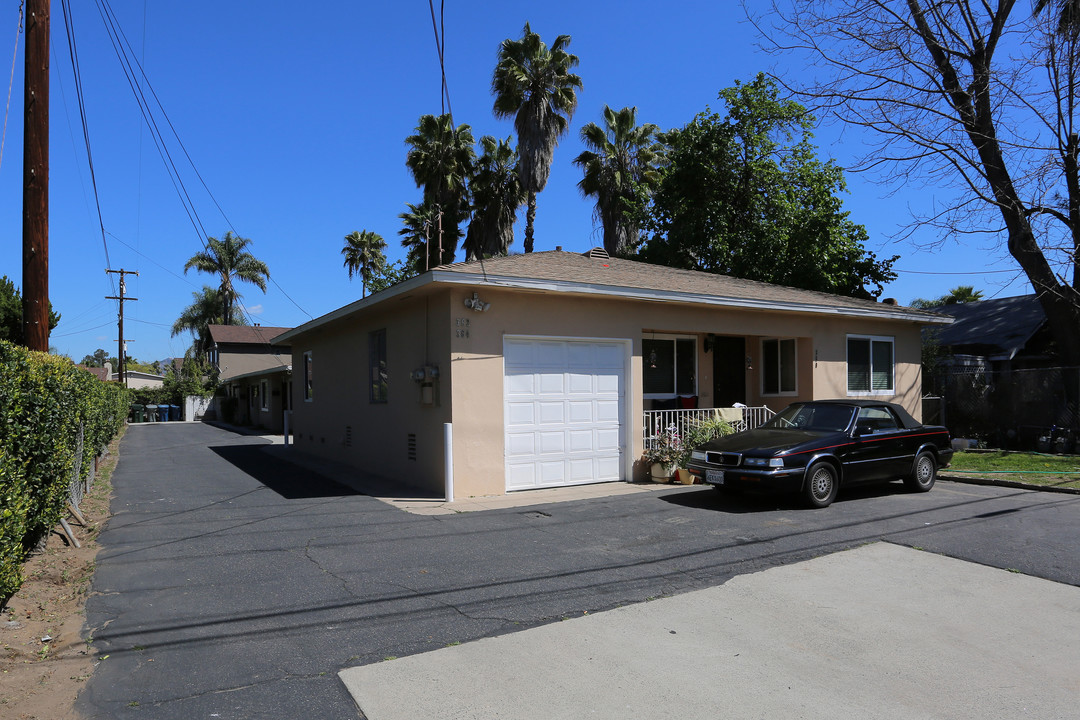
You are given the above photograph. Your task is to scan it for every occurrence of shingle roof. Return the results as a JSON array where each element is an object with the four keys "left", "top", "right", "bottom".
[
  {"left": 933, "top": 294, "right": 1045, "bottom": 356},
  {"left": 438, "top": 249, "right": 942, "bottom": 320},
  {"left": 208, "top": 325, "right": 292, "bottom": 346}
]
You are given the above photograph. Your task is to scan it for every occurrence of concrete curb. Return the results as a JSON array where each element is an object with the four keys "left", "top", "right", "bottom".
[{"left": 941, "top": 472, "right": 1080, "bottom": 495}]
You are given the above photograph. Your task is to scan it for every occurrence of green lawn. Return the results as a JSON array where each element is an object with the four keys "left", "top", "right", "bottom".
[{"left": 943, "top": 450, "right": 1080, "bottom": 490}]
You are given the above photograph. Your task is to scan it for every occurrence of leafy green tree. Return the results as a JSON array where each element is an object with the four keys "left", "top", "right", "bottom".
[
  {"left": 639, "top": 75, "right": 897, "bottom": 299},
  {"left": 368, "top": 258, "right": 417, "bottom": 294},
  {"left": 492, "top": 22, "right": 583, "bottom": 253},
  {"left": 172, "top": 286, "right": 247, "bottom": 357},
  {"left": 341, "top": 230, "right": 387, "bottom": 297},
  {"left": 573, "top": 105, "right": 665, "bottom": 257},
  {"left": 464, "top": 136, "right": 524, "bottom": 260},
  {"left": 183, "top": 232, "right": 270, "bottom": 325},
  {"left": 405, "top": 114, "right": 475, "bottom": 268},
  {"left": 0, "top": 275, "right": 60, "bottom": 345}
]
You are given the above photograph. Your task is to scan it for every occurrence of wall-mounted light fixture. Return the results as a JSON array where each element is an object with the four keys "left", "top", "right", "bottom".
[
  {"left": 464, "top": 292, "right": 490, "bottom": 312},
  {"left": 704, "top": 334, "right": 716, "bottom": 353},
  {"left": 745, "top": 355, "right": 753, "bottom": 371}
]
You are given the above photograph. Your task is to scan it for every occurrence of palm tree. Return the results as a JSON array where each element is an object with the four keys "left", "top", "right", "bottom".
[
  {"left": 464, "top": 136, "right": 524, "bottom": 260},
  {"left": 405, "top": 113, "right": 476, "bottom": 266},
  {"left": 398, "top": 202, "right": 444, "bottom": 273},
  {"left": 573, "top": 105, "right": 665, "bottom": 257},
  {"left": 171, "top": 286, "right": 247, "bottom": 357},
  {"left": 944, "top": 286, "right": 984, "bottom": 305},
  {"left": 492, "top": 22, "right": 582, "bottom": 253},
  {"left": 341, "top": 230, "right": 387, "bottom": 297},
  {"left": 183, "top": 232, "right": 270, "bottom": 325}
]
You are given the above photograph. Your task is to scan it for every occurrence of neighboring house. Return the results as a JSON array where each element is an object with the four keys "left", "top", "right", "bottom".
[
  {"left": 206, "top": 324, "right": 292, "bottom": 430},
  {"left": 78, "top": 361, "right": 165, "bottom": 389},
  {"left": 931, "top": 294, "right": 1052, "bottom": 372},
  {"left": 275, "top": 248, "right": 950, "bottom": 499}
]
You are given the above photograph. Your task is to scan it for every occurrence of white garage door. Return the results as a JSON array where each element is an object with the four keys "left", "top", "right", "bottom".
[{"left": 504, "top": 338, "right": 626, "bottom": 491}]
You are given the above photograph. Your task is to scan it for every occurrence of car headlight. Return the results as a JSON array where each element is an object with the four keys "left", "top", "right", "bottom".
[
  {"left": 744, "top": 457, "right": 784, "bottom": 468},
  {"left": 690, "top": 451, "right": 707, "bottom": 461}
]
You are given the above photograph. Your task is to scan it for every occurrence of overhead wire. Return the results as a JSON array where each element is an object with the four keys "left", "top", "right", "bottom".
[{"left": 0, "top": 2, "right": 22, "bottom": 174}]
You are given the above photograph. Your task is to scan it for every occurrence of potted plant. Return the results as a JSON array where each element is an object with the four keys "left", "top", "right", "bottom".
[{"left": 643, "top": 425, "right": 683, "bottom": 482}]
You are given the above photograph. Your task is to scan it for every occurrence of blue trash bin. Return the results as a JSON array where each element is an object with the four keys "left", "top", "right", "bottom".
[
  {"left": 169, "top": 404, "right": 180, "bottom": 421},
  {"left": 157, "top": 405, "right": 169, "bottom": 422},
  {"left": 145, "top": 404, "right": 158, "bottom": 422}
]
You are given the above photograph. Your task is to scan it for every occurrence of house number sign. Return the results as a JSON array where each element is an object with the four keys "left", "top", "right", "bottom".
[{"left": 455, "top": 317, "right": 471, "bottom": 338}]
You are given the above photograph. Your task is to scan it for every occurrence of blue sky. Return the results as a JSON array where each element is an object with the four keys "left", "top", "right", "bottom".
[{"left": 0, "top": 1, "right": 1030, "bottom": 364}]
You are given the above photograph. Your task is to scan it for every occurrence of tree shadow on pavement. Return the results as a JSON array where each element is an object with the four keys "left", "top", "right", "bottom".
[{"left": 210, "top": 444, "right": 362, "bottom": 499}]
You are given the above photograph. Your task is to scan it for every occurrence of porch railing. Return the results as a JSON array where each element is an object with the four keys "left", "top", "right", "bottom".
[{"left": 642, "top": 406, "right": 775, "bottom": 451}]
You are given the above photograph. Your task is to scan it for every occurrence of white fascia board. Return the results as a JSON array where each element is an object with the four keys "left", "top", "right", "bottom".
[{"left": 430, "top": 271, "right": 954, "bottom": 325}]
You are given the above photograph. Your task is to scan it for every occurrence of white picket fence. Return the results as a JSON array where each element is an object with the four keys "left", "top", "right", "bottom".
[{"left": 642, "top": 406, "right": 775, "bottom": 450}]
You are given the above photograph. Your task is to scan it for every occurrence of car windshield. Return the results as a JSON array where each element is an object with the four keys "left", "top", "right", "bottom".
[{"left": 763, "top": 404, "right": 855, "bottom": 433}]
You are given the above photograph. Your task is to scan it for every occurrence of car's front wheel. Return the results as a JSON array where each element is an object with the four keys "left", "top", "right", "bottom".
[
  {"left": 904, "top": 451, "right": 937, "bottom": 492},
  {"left": 803, "top": 461, "right": 838, "bottom": 508}
]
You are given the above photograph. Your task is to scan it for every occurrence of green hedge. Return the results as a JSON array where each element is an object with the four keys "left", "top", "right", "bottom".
[{"left": 0, "top": 341, "right": 130, "bottom": 602}]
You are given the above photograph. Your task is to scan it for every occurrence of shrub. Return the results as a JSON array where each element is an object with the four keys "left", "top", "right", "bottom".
[{"left": 0, "top": 341, "right": 129, "bottom": 603}]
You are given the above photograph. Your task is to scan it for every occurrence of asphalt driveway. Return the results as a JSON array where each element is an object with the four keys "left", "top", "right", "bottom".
[{"left": 79, "top": 423, "right": 1080, "bottom": 718}]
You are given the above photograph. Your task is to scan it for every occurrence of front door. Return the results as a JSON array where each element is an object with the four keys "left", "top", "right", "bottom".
[{"left": 712, "top": 336, "right": 746, "bottom": 407}]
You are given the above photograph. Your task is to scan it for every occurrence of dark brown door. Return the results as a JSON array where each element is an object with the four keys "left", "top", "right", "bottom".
[{"left": 712, "top": 336, "right": 746, "bottom": 407}]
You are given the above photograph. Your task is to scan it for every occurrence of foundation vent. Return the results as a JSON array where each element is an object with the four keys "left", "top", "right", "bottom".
[
  {"left": 344, "top": 425, "right": 352, "bottom": 448},
  {"left": 407, "top": 433, "right": 417, "bottom": 461}
]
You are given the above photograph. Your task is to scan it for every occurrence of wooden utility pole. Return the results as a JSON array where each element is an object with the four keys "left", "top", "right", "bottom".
[
  {"left": 22, "top": 0, "right": 50, "bottom": 351},
  {"left": 106, "top": 269, "right": 138, "bottom": 385}
]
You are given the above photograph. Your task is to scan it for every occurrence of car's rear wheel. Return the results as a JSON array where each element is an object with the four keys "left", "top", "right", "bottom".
[
  {"left": 905, "top": 451, "right": 937, "bottom": 492},
  {"left": 803, "top": 462, "right": 838, "bottom": 508}
]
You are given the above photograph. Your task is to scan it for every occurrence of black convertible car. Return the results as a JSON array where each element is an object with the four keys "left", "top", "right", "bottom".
[{"left": 686, "top": 400, "right": 953, "bottom": 508}]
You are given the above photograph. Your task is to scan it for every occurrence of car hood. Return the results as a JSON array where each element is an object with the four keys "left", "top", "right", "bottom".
[{"left": 698, "top": 428, "right": 841, "bottom": 455}]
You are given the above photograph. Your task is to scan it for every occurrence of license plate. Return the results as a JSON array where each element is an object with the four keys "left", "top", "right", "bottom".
[{"left": 706, "top": 469, "right": 725, "bottom": 485}]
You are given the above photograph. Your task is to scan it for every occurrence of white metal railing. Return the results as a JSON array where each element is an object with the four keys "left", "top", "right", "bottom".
[{"left": 642, "top": 406, "right": 775, "bottom": 451}]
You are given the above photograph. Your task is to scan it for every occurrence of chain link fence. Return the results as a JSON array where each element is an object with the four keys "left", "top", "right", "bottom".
[{"left": 924, "top": 366, "right": 1080, "bottom": 451}]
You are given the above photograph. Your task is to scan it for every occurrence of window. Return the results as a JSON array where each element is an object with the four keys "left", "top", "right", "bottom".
[
  {"left": 303, "top": 351, "right": 313, "bottom": 401},
  {"left": 761, "top": 338, "right": 797, "bottom": 396},
  {"left": 259, "top": 379, "right": 269, "bottom": 411},
  {"left": 369, "top": 329, "right": 388, "bottom": 403},
  {"left": 643, "top": 335, "right": 696, "bottom": 397},
  {"left": 847, "top": 336, "right": 894, "bottom": 394},
  {"left": 856, "top": 406, "right": 900, "bottom": 433}
]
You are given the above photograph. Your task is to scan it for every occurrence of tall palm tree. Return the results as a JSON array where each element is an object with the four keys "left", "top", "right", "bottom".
[
  {"left": 573, "top": 105, "right": 665, "bottom": 257},
  {"left": 492, "top": 22, "right": 582, "bottom": 253},
  {"left": 464, "top": 136, "right": 524, "bottom": 260},
  {"left": 341, "top": 230, "right": 387, "bottom": 298},
  {"left": 171, "top": 286, "right": 247, "bottom": 357},
  {"left": 183, "top": 232, "right": 270, "bottom": 325},
  {"left": 398, "top": 202, "right": 445, "bottom": 273},
  {"left": 405, "top": 114, "right": 476, "bottom": 266}
]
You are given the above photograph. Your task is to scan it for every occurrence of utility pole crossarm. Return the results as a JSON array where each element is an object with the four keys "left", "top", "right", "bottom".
[{"left": 106, "top": 269, "right": 138, "bottom": 385}]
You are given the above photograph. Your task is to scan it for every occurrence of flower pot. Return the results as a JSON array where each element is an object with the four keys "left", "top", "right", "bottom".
[{"left": 650, "top": 462, "right": 676, "bottom": 483}]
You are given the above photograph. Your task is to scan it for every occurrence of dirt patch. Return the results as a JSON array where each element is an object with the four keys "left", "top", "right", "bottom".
[{"left": 0, "top": 432, "right": 122, "bottom": 719}]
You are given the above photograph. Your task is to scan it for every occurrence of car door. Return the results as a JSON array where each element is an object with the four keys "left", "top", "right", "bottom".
[{"left": 847, "top": 406, "right": 905, "bottom": 482}]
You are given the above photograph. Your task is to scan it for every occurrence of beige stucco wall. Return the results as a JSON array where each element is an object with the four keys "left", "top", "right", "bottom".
[
  {"left": 288, "top": 291, "right": 452, "bottom": 496},
  {"left": 288, "top": 284, "right": 927, "bottom": 499}
]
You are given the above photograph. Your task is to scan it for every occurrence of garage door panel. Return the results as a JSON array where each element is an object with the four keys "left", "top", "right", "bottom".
[
  {"left": 538, "top": 373, "right": 565, "bottom": 394},
  {"left": 596, "top": 400, "right": 620, "bottom": 422},
  {"left": 504, "top": 338, "right": 626, "bottom": 491},
  {"left": 506, "top": 372, "right": 535, "bottom": 395},
  {"left": 506, "top": 433, "right": 535, "bottom": 457},
  {"left": 538, "top": 402, "right": 565, "bottom": 424},
  {"left": 538, "top": 432, "right": 565, "bottom": 454},
  {"left": 506, "top": 402, "right": 535, "bottom": 426}
]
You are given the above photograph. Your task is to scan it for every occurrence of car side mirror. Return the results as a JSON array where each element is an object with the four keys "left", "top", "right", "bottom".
[{"left": 855, "top": 424, "right": 874, "bottom": 436}]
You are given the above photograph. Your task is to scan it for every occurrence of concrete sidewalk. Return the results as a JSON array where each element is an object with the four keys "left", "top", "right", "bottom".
[{"left": 340, "top": 542, "right": 1080, "bottom": 720}]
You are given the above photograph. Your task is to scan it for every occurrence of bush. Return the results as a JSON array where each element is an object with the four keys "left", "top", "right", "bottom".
[{"left": 0, "top": 341, "right": 129, "bottom": 603}]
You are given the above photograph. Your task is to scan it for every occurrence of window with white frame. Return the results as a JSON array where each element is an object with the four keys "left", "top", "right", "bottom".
[
  {"left": 303, "top": 351, "right": 313, "bottom": 401},
  {"left": 847, "top": 335, "right": 894, "bottom": 394},
  {"left": 642, "top": 334, "right": 696, "bottom": 397},
  {"left": 259, "top": 379, "right": 269, "bottom": 411},
  {"left": 761, "top": 338, "right": 797, "bottom": 395}
]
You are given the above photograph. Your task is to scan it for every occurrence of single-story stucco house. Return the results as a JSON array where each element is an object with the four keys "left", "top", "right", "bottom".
[{"left": 274, "top": 248, "right": 950, "bottom": 499}]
